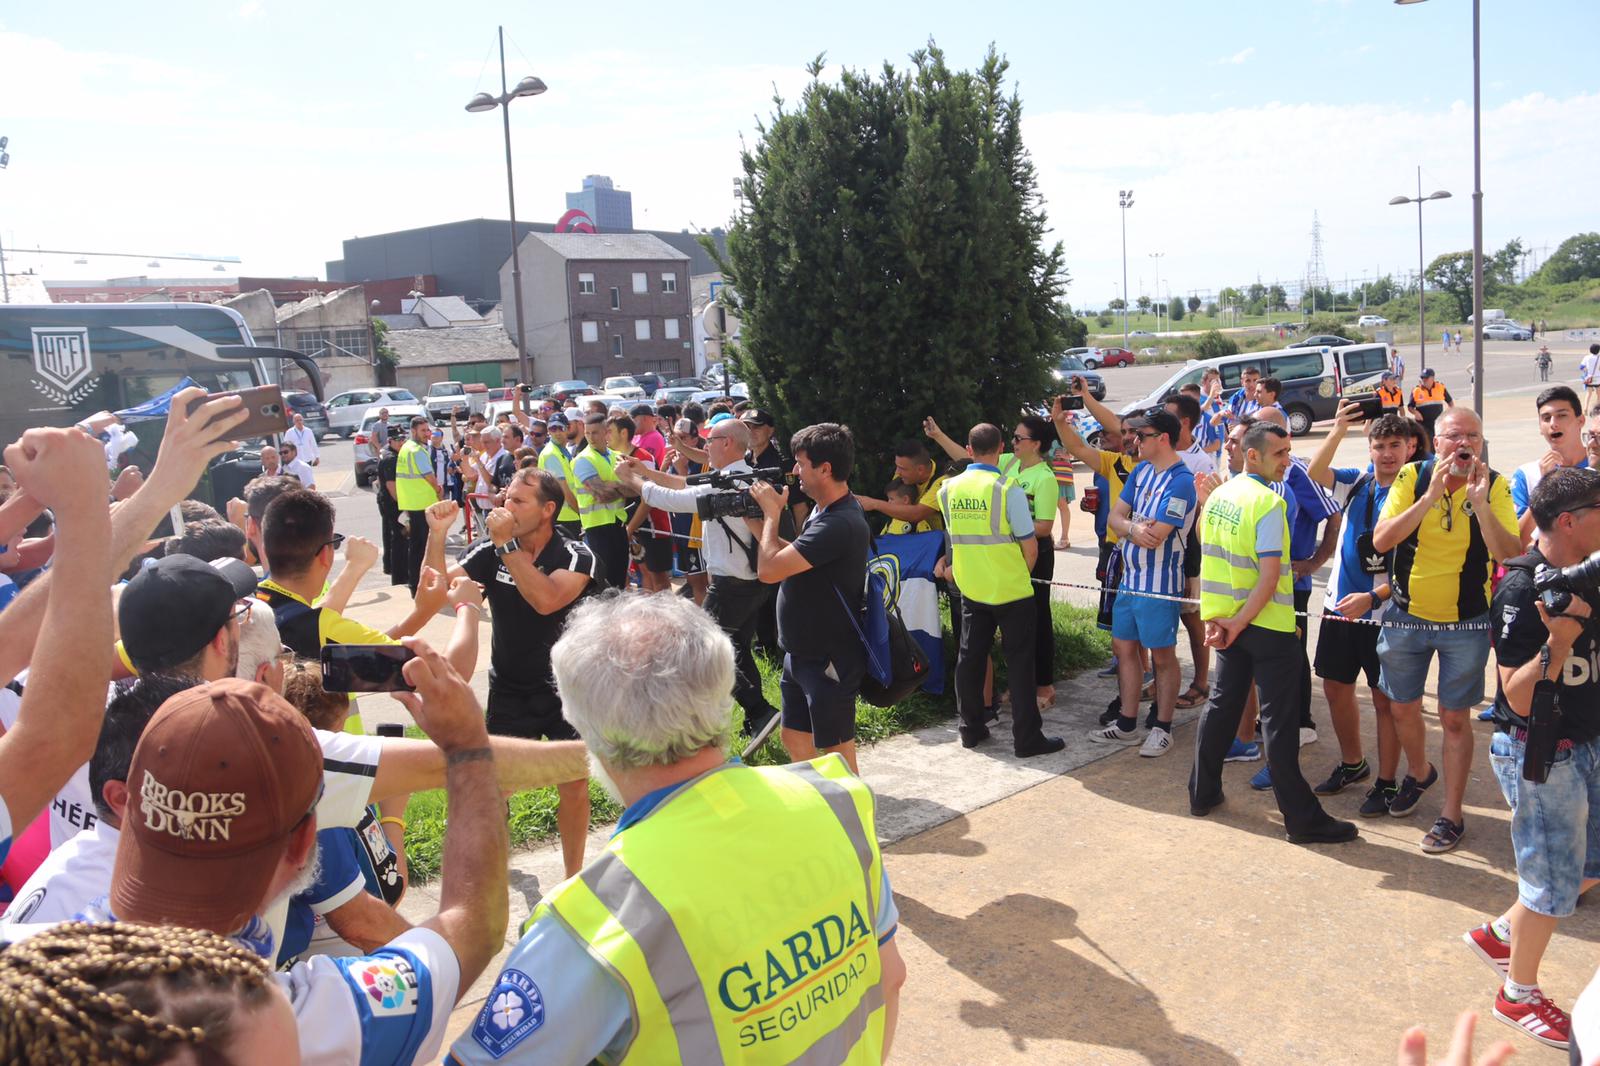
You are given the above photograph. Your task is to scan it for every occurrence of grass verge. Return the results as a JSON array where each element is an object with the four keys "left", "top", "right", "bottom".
[{"left": 399, "top": 599, "right": 1111, "bottom": 881}]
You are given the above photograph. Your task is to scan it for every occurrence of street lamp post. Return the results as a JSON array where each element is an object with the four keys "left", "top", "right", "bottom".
[
  {"left": 1388, "top": 168, "right": 1451, "bottom": 375},
  {"left": 1149, "top": 252, "right": 1164, "bottom": 334},
  {"left": 466, "top": 26, "right": 546, "bottom": 416},
  {"left": 1396, "top": 0, "right": 1483, "bottom": 416},
  {"left": 1118, "top": 190, "right": 1133, "bottom": 349}
]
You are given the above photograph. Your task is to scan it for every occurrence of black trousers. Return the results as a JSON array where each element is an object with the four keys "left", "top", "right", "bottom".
[
  {"left": 377, "top": 495, "right": 401, "bottom": 576},
  {"left": 957, "top": 596, "right": 1044, "bottom": 752},
  {"left": 584, "top": 523, "right": 630, "bottom": 591},
  {"left": 403, "top": 510, "right": 429, "bottom": 594},
  {"left": 704, "top": 576, "right": 777, "bottom": 728},
  {"left": 1029, "top": 535, "right": 1056, "bottom": 686},
  {"left": 1293, "top": 586, "right": 1314, "bottom": 729},
  {"left": 1189, "top": 625, "right": 1328, "bottom": 835}
]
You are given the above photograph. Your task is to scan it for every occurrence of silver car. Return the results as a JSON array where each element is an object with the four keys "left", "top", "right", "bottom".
[
  {"left": 1482, "top": 322, "right": 1532, "bottom": 341},
  {"left": 325, "top": 386, "right": 419, "bottom": 437}
]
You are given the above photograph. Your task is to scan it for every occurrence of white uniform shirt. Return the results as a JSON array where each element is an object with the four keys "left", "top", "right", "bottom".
[
  {"left": 283, "top": 424, "right": 321, "bottom": 465},
  {"left": 1582, "top": 352, "right": 1600, "bottom": 387},
  {"left": 1, "top": 682, "right": 101, "bottom": 847},
  {"left": 1178, "top": 442, "right": 1217, "bottom": 478},
  {"left": 638, "top": 459, "right": 758, "bottom": 580},
  {"left": 286, "top": 457, "right": 318, "bottom": 490}
]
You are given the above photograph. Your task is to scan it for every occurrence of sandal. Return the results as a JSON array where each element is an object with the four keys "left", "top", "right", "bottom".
[
  {"left": 1175, "top": 685, "right": 1208, "bottom": 709},
  {"left": 1421, "top": 816, "right": 1464, "bottom": 854}
]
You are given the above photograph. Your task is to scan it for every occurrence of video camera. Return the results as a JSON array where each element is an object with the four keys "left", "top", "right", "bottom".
[
  {"left": 1534, "top": 550, "right": 1600, "bottom": 616},
  {"left": 688, "top": 467, "right": 796, "bottom": 520}
]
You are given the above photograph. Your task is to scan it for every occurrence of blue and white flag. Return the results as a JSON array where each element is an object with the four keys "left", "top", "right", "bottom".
[
  {"left": 115, "top": 377, "right": 199, "bottom": 422},
  {"left": 871, "top": 532, "right": 946, "bottom": 695}
]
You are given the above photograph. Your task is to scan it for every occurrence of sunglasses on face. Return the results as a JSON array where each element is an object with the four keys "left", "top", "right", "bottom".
[{"left": 321, "top": 532, "right": 345, "bottom": 552}]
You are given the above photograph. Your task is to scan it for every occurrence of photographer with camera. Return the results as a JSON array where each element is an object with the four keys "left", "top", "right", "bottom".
[
  {"left": 1456, "top": 467, "right": 1600, "bottom": 1052},
  {"left": 616, "top": 418, "right": 781, "bottom": 750}
]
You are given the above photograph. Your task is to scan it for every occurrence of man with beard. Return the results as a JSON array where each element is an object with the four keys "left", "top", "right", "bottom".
[{"left": 423, "top": 471, "right": 598, "bottom": 880}]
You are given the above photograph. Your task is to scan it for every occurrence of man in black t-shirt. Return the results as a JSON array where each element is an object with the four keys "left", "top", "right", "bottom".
[
  {"left": 422, "top": 469, "right": 597, "bottom": 879},
  {"left": 376, "top": 426, "right": 406, "bottom": 580},
  {"left": 1461, "top": 467, "right": 1600, "bottom": 1050},
  {"left": 750, "top": 423, "right": 870, "bottom": 774}
]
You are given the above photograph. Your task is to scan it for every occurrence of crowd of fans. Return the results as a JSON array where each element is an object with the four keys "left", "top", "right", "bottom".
[{"left": 3, "top": 353, "right": 1600, "bottom": 1061}]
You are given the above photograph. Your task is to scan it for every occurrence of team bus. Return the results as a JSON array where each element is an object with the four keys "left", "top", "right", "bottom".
[{"left": 0, "top": 303, "right": 324, "bottom": 505}]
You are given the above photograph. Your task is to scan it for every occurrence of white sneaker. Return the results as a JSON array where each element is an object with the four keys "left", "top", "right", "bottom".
[
  {"left": 1299, "top": 727, "right": 1318, "bottom": 748},
  {"left": 1088, "top": 723, "right": 1142, "bottom": 746},
  {"left": 1138, "top": 729, "right": 1172, "bottom": 758}
]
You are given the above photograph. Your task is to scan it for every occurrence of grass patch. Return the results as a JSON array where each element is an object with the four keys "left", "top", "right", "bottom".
[{"left": 399, "top": 600, "right": 1110, "bottom": 880}]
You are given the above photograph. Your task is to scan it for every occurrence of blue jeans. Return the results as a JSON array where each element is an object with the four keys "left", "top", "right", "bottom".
[
  {"left": 1376, "top": 607, "right": 1490, "bottom": 708},
  {"left": 1488, "top": 731, "right": 1600, "bottom": 917}
]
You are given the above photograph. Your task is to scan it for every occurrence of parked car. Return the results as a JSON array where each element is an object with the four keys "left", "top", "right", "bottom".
[
  {"left": 282, "top": 390, "right": 330, "bottom": 437},
  {"left": 586, "top": 392, "right": 635, "bottom": 411},
  {"left": 1288, "top": 334, "right": 1358, "bottom": 349},
  {"left": 630, "top": 372, "right": 665, "bottom": 396},
  {"left": 423, "top": 380, "right": 489, "bottom": 421},
  {"left": 485, "top": 387, "right": 512, "bottom": 403},
  {"left": 1356, "top": 314, "right": 1389, "bottom": 328},
  {"left": 1128, "top": 330, "right": 1154, "bottom": 338},
  {"left": 1482, "top": 321, "right": 1533, "bottom": 341},
  {"left": 602, "top": 375, "right": 647, "bottom": 400},
  {"left": 1086, "top": 346, "right": 1136, "bottom": 369},
  {"left": 324, "top": 386, "right": 419, "bottom": 437},
  {"left": 690, "top": 383, "right": 751, "bottom": 404},
  {"left": 1138, "top": 347, "right": 1161, "bottom": 358},
  {"left": 547, "top": 380, "right": 597, "bottom": 404},
  {"left": 353, "top": 404, "right": 428, "bottom": 487},
  {"left": 1121, "top": 341, "right": 1392, "bottom": 436},
  {"left": 1052, "top": 355, "right": 1106, "bottom": 400},
  {"left": 652, "top": 385, "right": 702, "bottom": 405}
]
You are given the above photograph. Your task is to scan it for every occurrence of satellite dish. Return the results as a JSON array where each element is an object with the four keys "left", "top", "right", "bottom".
[{"left": 701, "top": 302, "right": 726, "bottom": 339}]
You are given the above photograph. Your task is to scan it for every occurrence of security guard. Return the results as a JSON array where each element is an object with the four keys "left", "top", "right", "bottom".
[
  {"left": 1188, "top": 420, "right": 1357, "bottom": 845},
  {"left": 538, "top": 413, "right": 584, "bottom": 540},
  {"left": 936, "top": 422, "right": 1065, "bottom": 758},
  {"left": 446, "top": 591, "right": 907, "bottom": 1066},
  {"left": 1408, "top": 368, "right": 1454, "bottom": 442},
  {"left": 395, "top": 414, "right": 441, "bottom": 593},
  {"left": 573, "top": 412, "right": 631, "bottom": 589},
  {"left": 1375, "top": 371, "right": 1406, "bottom": 413}
]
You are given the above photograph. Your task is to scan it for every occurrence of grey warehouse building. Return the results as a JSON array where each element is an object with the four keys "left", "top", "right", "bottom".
[{"left": 326, "top": 218, "right": 724, "bottom": 309}]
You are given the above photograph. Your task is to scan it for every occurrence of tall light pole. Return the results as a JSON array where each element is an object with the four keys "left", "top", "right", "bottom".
[
  {"left": 466, "top": 27, "right": 546, "bottom": 415},
  {"left": 1118, "top": 190, "right": 1133, "bottom": 349},
  {"left": 1396, "top": 0, "right": 1483, "bottom": 416},
  {"left": 1149, "top": 252, "right": 1164, "bottom": 334},
  {"left": 1389, "top": 169, "right": 1452, "bottom": 373}
]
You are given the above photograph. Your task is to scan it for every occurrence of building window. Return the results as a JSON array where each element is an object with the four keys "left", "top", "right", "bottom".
[
  {"left": 663, "top": 318, "right": 680, "bottom": 340},
  {"left": 635, "top": 319, "right": 651, "bottom": 341},
  {"left": 631, "top": 272, "right": 647, "bottom": 294},
  {"left": 611, "top": 335, "right": 623, "bottom": 357},
  {"left": 294, "top": 329, "right": 328, "bottom": 354},
  {"left": 578, "top": 273, "right": 595, "bottom": 295},
  {"left": 577, "top": 365, "right": 602, "bottom": 385},
  {"left": 581, "top": 321, "right": 599, "bottom": 343},
  {"left": 643, "top": 359, "right": 681, "bottom": 377},
  {"left": 333, "top": 328, "right": 370, "bottom": 358},
  {"left": 610, "top": 287, "right": 620, "bottom": 310},
  {"left": 660, "top": 273, "right": 677, "bottom": 294}
]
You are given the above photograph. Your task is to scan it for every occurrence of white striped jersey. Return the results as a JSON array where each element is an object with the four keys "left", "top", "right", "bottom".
[{"left": 1117, "top": 460, "right": 1197, "bottom": 596}]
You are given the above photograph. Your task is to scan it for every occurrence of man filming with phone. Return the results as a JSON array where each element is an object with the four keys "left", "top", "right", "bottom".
[
  {"left": 1457, "top": 467, "right": 1600, "bottom": 1052},
  {"left": 615, "top": 417, "right": 781, "bottom": 752}
]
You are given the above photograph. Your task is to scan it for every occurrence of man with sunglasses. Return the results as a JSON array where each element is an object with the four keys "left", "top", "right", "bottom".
[
  {"left": 1457, "top": 467, "right": 1600, "bottom": 1052},
  {"left": 1373, "top": 407, "right": 1519, "bottom": 854}
]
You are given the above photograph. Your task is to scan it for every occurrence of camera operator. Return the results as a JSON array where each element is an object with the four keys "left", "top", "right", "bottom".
[
  {"left": 615, "top": 418, "right": 781, "bottom": 750},
  {"left": 1460, "top": 466, "right": 1600, "bottom": 1052}
]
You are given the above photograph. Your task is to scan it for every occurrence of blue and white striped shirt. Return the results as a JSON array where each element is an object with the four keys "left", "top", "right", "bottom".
[{"left": 1117, "top": 460, "right": 1197, "bottom": 596}]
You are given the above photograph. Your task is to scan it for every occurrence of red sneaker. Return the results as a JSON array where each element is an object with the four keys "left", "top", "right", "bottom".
[
  {"left": 1462, "top": 923, "right": 1510, "bottom": 979},
  {"left": 1493, "top": 988, "right": 1570, "bottom": 1050}
]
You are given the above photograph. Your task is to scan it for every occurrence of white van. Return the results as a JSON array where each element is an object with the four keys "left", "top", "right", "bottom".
[{"left": 1123, "top": 342, "right": 1393, "bottom": 436}]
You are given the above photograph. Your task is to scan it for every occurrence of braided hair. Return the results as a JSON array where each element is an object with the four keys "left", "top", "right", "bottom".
[{"left": 0, "top": 921, "right": 275, "bottom": 1064}]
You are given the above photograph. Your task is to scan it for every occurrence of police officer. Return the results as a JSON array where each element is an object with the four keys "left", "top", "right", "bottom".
[
  {"left": 376, "top": 425, "right": 406, "bottom": 580},
  {"left": 1188, "top": 421, "right": 1357, "bottom": 845},
  {"left": 537, "top": 413, "right": 584, "bottom": 541},
  {"left": 447, "top": 592, "right": 908, "bottom": 1065},
  {"left": 395, "top": 415, "right": 440, "bottom": 593},
  {"left": 936, "top": 422, "right": 1065, "bottom": 758}
]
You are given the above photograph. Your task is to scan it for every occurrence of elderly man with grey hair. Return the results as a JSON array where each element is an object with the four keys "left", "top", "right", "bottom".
[
  {"left": 448, "top": 591, "right": 908, "bottom": 1066},
  {"left": 615, "top": 416, "right": 781, "bottom": 753}
]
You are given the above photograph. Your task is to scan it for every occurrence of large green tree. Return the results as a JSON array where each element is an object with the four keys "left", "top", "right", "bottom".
[
  {"left": 1426, "top": 251, "right": 1474, "bottom": 321},
  {"left": 1535, "top": 232, "right": 1600, "bottom": 285},
  {"left": 717, "top": 44, "right": 1068, "bottom": 488}
]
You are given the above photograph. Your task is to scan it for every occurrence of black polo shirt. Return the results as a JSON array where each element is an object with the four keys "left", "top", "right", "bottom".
[{"left": 460, "top": 529, "right": 598, "bottom": 697}]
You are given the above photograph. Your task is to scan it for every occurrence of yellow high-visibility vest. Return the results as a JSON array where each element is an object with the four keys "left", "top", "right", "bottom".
[
  {"left": 574, "top": 445, "right": 627, "bottom": 530},
  {"left": 1198, "top": 473, "right": 1295, "bottom": 632},
  {"left": 939, "top": 465, "right": 1032, "bottom": 605},
  {"left": 395, "top": 439, "right": 436, "bottom": 511}
]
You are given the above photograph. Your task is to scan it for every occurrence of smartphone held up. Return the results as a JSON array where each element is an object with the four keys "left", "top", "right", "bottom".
[{"left": 321, "top": 644, "right": 417, "bottom": 693}]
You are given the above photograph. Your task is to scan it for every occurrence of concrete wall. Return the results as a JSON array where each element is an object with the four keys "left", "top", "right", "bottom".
[{"left": 501, "top": 237, "right": 575, "bottom": 384}]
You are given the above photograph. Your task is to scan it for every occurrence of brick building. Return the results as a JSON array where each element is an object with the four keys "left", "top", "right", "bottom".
[{"left": 499, "top": 232, "right": 693, "bottom": 386}]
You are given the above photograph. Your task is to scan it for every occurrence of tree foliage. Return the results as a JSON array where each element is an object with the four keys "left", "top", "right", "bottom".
[
  {"left": 1168, "top": 296, "right": 1185, "bottom": 322},
  {"left": 1107, "top": 297, "right": 1126, "bottom": 311},
  {"left": 1536, "top": 233, "right": 1600, "bottom": 285},
  {"left": 716, "top": 43, "right": 1068, "bottom": 489},
  {"left": 1194, "top": 330, "right": 1239, "bottom": 361},
  {"left": 1186, "top": 295, "right": 1201, "bottom": 314},
  {"left": 1426, "top": 251, "right": 1474, "bottom": 322},
  {"left": 1136, "top": 295, "right": 1152, "bottom": 313}
]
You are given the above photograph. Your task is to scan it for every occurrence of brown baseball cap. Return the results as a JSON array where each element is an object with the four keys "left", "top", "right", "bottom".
[{"left": 111, "top": 677, "right": 323, "bottom": 935}]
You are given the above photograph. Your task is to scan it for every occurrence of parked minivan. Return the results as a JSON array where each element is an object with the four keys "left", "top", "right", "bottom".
[{"left": 1122, "top": 342, "right": 1393, "bottom": 436}]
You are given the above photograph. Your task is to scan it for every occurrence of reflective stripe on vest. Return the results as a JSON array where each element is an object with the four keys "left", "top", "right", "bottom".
[
  {"left": 574, "top": 446, "right": 628, "bottom": 529},
  {"left": 1197, "top": 475, "right": 1295, "bottom": 632},
  {"left": 536, "top": 756, "right": 887, "bottom": 1064},
  {"left": 939, "top": 468, "right": 1032, "bottom": 604},
  {"left": 539, "top": 440, "right": 581, "bottom": 522},
  {"left": 395, "top": 440, "right": 434, "bottom": 511}
]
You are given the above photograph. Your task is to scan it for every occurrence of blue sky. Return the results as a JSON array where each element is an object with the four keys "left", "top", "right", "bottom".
[{"left": 3, "top": 1, "right": 1596, "bottom": 308}]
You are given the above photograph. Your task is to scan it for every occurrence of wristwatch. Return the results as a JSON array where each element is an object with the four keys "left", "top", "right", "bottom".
[{"left": 495, "top": 537, "right": 521, "bottom": 559}]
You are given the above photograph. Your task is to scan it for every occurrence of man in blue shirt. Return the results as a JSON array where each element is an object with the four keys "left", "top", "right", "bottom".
[
  {"left": 1304, "top": 406, "right": 1417, "bottom": 813},
  {"left": 1510, "top": 385, "right": 1589, "bottom": 548}
]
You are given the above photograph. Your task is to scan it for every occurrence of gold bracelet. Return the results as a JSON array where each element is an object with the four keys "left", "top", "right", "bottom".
[{"left": 379, "top": 816, "right": 406, "bottom": 833}]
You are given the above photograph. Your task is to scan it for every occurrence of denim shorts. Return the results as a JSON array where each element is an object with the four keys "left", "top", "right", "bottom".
[
  {"left": 1375, "top": 606, "right": 1490, "bottom": 708},
  {"left": 1488, "top": 731, "right": 1600, "bottom": 917},
  {"left": 1111, "top": 592, "right": 1181, "bottom": 649}
]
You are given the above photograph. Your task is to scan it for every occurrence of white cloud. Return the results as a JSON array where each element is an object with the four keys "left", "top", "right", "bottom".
[
  {"left": 1218, "top": 47, "right": 1255, "bottom": 66},
  {"left": 238, "top": 1, "right": 261, "bottom": 18}
]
